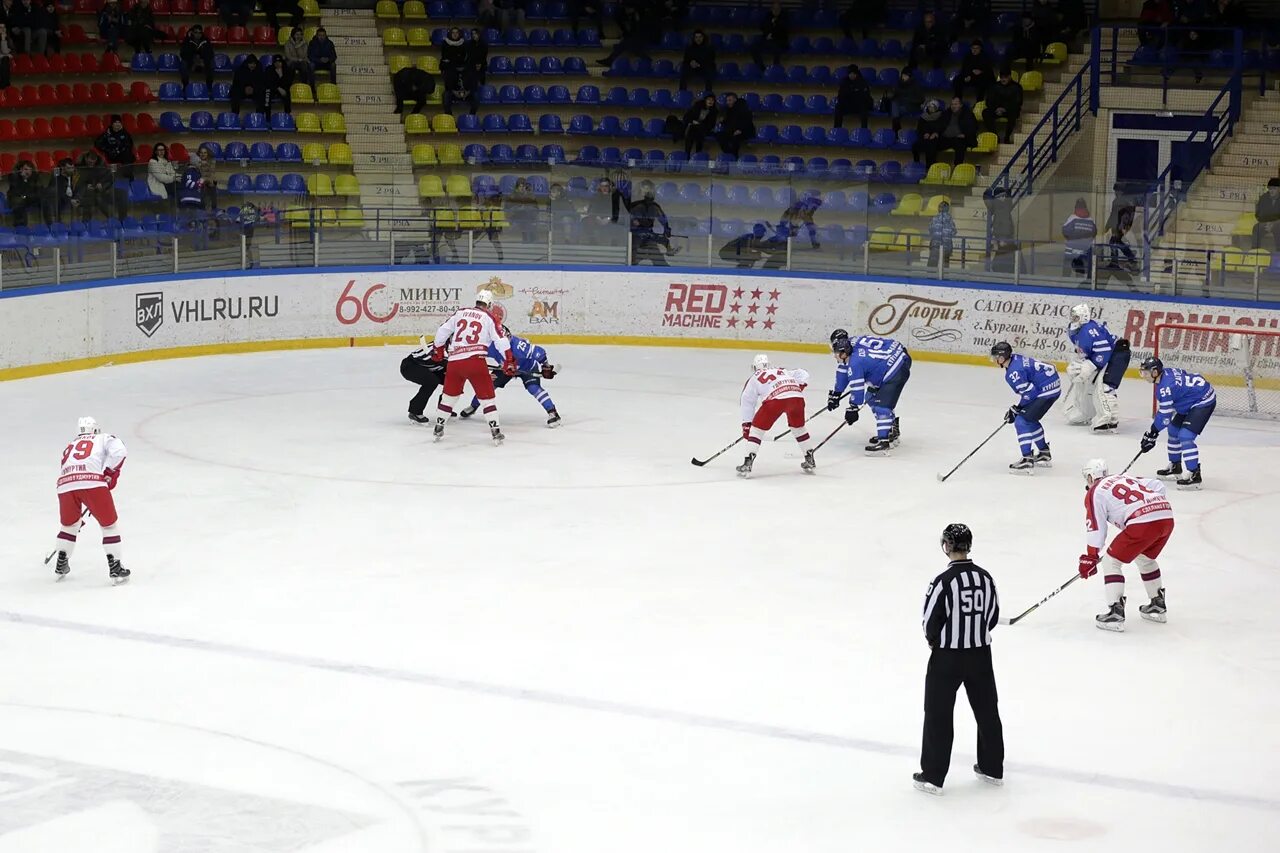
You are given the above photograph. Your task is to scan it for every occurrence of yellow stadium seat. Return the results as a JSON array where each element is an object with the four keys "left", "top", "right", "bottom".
[
  {"left": 920, "top": 163, "right": 952, "bottom": 185},
  {"left": 291, "top": 83, "right": 314, "bottom": 105},
  {"left": 412, "top": 143, "right": 437, "bottom": 166},
  {"left": 316, "top": 83, "right": 342, "bottom": 104},
  {"left": 1232, "top": 212, "right": 1258, "bottom": 236},
  {"left": 456, "top": 207, "right": 483, "bottom": 229},
  {"left": 1244, "top": 248, "right": 1271, "bottom": 269},
  {"left": 921, "top": 194, "right": 949, "bottom": 217},
  {"left": 433, "top": 208, "right": 457, "bottom": 228},
  {"left": 1043, "top": 42, "right": 1068, "bottom": 65},
  {"left": 308, "top": 174, "right": 334, "bottom": 197},
  {"left": 383, "top": 26, "right": 407, "bottom": 47},
  {"left": 375, "top": 0, "right": 399, "bottom": 18},
  {"left": 317, "top": 209, "right": 340, "bottom": 228},
  {"left": 405, "top": 113, "right": 430, "bottom": 134},
  {"left": 972, "top": 100, "right": 985, "bottom": 122},
  {"left": 301, "top": 142, "right": 327, "bottom": 164},
  {"left": 437, "top": 143, "right": 463, "bottom": 165},
  {"left": 328, "top": 143, "right": 353, "bottom": 165},
  {"left": 416, "top": 55, "right": 441, "bottom": 74},
  {"left": 894, "top": 228, "right": 922, "bottom": 253},
  {"left": 483, "top": 208, "right": 509, "bottom": 228},
  {"left": 445, "top": 175, "right": 472, "bottom": 197},
  {"left": 425, "top": 83, "right": 443, "bottom": 105},
  {"left": 284, "top": 207, "right": 312, "bottom": 224},
  {"left": 1212, "top": 247, "right": 1244, "bottom": 271},
  {"left": 337, "top": 207, "right": 365, "bottom": 228},
  {"left": 1020, "top": 71, "right": 1043, "bottom": 92},
  {"left": 389, "top": 55, "right": 413, "bottom": 75},
  {"left": 1009, "top": 68, "right": 1021, "bottom": 82},
  {"left": 431, "top": 113, "right": 457, "bottom": 133},
  {"left": 403, "top": 1, "right": 428, "bottom": 19},
  {"left": 407, "top": 27, "right": 431, "bottom": 46},
  {"left": 419, "top": 175, "right": 445, "bottom": 197},
  {"left": 277, "top": 26, "right": 292, "bottom": 45},
  {"left": 303, "top": 26, "right": 317, "bottom": 40},
  {"left": 294, "top": 112, "right": 321, "bottom": 133},
  {"left": 334, "top": 175, "right": 360, "bottom": 195},
  {"left": 947, "top": 164, "right": 977, "bottom": 187},
  {"left": 869, "top": 226, "right": 896, "bottom": 251},
  {"left": 321, "top": 113, "right": 346, "bottom": 133},
  {"left": 300, "top": 0, "right": 319, "bottom": 15},
  {"left": 970, "top": 131, "right": 998, "bottom": 153},
  {"left": 891, "top": 193, "right": 923, "bottom": 216}
]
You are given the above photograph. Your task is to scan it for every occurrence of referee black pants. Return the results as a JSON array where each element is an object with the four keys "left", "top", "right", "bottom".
[
  {"left": 400, "top": 357, "right": 443, "bottom": 417},
  {"left": 920, "top": 646, "right": 1004, "bottom": 787}
]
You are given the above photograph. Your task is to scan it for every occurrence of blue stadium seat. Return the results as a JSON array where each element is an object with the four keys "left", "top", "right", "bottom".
[
  {"left": 248, "top": 141, "right": 275, "bottom": 161},
  {"left": 895, "top": 129, "right": 917, "bottom": 151},
  {"left": 489, "top": 56, "right": 512, "bottom": 74},
  {"left": 848, "top": 191, "right": 869, "bottom": 212},
  {"left": 622, "top": 147, "right": 645, "bottom": 163},
  {"left": 849, "top": 127, "right": 872, "bottom": 148},
  {"left": 827, "top": 127, "right": 849, "bottom": 146},
  {"left": 456, "top": 113, "right": 481, "bottom": 132},
  {"left": 472, "top": 174, "right": 498, "bottom": 196},
  {"left": 539, "top": 113, "right": 564, "bottom": 132},
  {"left": 646, "top": 148, "right": 668, "bottom": 162},
  {"left": 871, "top": 128, "right": 896, "bottom": 148},
  {"left": 483, "top": 114, "right": 509, "bottom": 133},
  {"left": 226, "top": 173, "right": 252, "bottom": 193},
  {"left": 159, "top": 82, "right": 183, "bottom": 101},
  {"left": 779, "top": 125, "right": 804, "bottom": 145},
  {"left": 276, "top": 142, "right": 302, "bottom": 161},
  {"left": 878, "top": 67, "right": 900, "bottom": 89},
  {"left": 755, "top": 124, "right": 779, "bottom": 144},
  {"left": 879, "top": 161, "right": 902, "bottom": 182},
  {"left": 568, "top": 114, "right": 593, "bottom": 134},
  {"left": 882, "top": 38, "right": 906, "bottom": 59},
  {"left": 719, "top": 61, "right": 741, "bottom": 81},
  {"left": 621, "top": 117, "right": 645, "bottom": 137},
  {"left": 783, "top": 94, "right": 806, "bottom": 113},
  {"left": 573, "top": 144, "right": 600, "bottom": 164},
  {"left": 628, "top": 87, "right": 651, "bottom": 107},
  {"left": 643, "top": 117, "right": 665, "bottom": 138},
  {"left": 900, "top": 162, "right": 926, "bottom": 183},
  {"left": 514, "top": 55, "right": 536, "bottom": 74},
  {"left": 688, "top": 151, "right": 710, "bottom": 169},
  {"left": 185, "top": 83, "right": 210, "bottom": 101},
  {"left": 508, "top": 113, "right": 533, "bottom": 133},
  {"left": 680, "top": 182, "right": 707, "bottom": 203},
  {"left": 605, "top": 85, "right": 629, "bottom": 105},
  {"left": 253, "top": 173, "right": 279, "bottom": 193},
  {"left": 633, "top": 57, "right": 653, "bottom": 76},
  {"left": 463, "top": 143, "right": 489, "bottom": 163},
  {"left": 822, "top": 190, "right": 846, "bottom": 212},
  {"left": 664, "top": 151, "right": 687, "bottom": 171},
  {"left": 600, "top": 146, "right": 623, "bottom": 166},
  {"left": 541, "top": 143, "right": 566, "bottom": 163},
  {"left": 764, "top": 65, "right": 787, "bottom": 84},
  {"left": 722, "top": 33, "right": 745, "bottom": 52},
  {"left": 595, "top": 115, "right": 622, "bottom": 136},
  {"left": 923, "top": 68, "right": 949, "bottom": 90},
  {"left": 803, "top": 126, "right": 826, "bottom": 145},
  {"left": 212, "top": 82, "right": 231, "bottom": 101},
  {"left": 652, "top": 89, "right": 675, "bottom": 108},
  {"left": 606, "top": 58, "right": 632, "bottom": 76},
  {"left": 160, "top": 111, "right": 186, "bottom": 132},
  {"left": 576, "top": 84, "right": 600, "bottom": 104},
  {"left": 547, "top": 84, "right": 570, "bottom": 103},
  {"left": 810, "top": 65, "right": 832, "bottom": 85},
  {"left": 813, "top": 36, "right": 835, "bottom": 53},
  {"left": 529, "top": 28, "right": 551, "bottom": 46},
  {"left": 563, "top": 56, "right": 587, "bottom": 73},
  {"left": 271, "top": 113, "right": 296, "bottom": 132},
  {"left": 490, "top": 143, "right": 516, "bottom": 164},
  {"left": 807, "top": 157, "right": 829, "bottom": 173},
  {"left": 216, "top": 112, "right": 240, "bottom": 131},
  {"left": 741, "top": 92, "right": 762, "bottom": 112},
  {"left": 761, "top": 93, "right": 784, "bottom": 112},
  {"left": 653, "top": 59, "right": 674, "bottom": 77},
  {"left": 673, "top": 90, "right": 693, "bottom": 109},
  {"left": 158, "top": 52, "right": 181, "bottom": 71},
  {"left": 223, "top": 141, "right": 249, "bottom": 161},
  {"left": 859, "top": 38, "right": 880, "bottom": 57},
  {"left": 872, "top": 192, "right": 897, "bottom": 213},
  {"left": 526, "top": 0, "right": 547, "bottom": 19},
  {"left": 131, "top": 52, "right": 156, "bottom": 72},
  {"left": 243, "top": 112, "right": 268, "bottom": 131},
  {"left": 507, "top": 29, "right": 529, "bottom": 46},
  {"left": 499, "top": 84, "right": 522, "bottom": 104},
  {"left": 853, "top": 159, "right": 876, "bottom": 180},
  {"left": 828, "top": 158, "right": 852, "bottom": 180},
  {"left": 790, "top": 37, "right": 811, "bottom": 55},
  {"left": 547, "top": 0, "right": 569, "bottom": 18},
  {"left": 786, "top": 65, "right": 809, "bottom": 84},
  {"left": 428, "top": 2, "right": 449, "bottom": 17},
  {"left": 782, "top": 156, "right": 804, "bottom": 173},
  {"left": 515, "top": 143, "right": 540, "bottom": 162},
  {"left": 539, "top": 56, "right": 562, "bottom": 73},
  {"left": 553, "top": 28, "right": 576, "bottom": 46},
  {"left": 477, "top": 84, "right": 499, "bottom": 105},
  {"left": 576, "top": 28, "right": 600, "bottom": 47}
]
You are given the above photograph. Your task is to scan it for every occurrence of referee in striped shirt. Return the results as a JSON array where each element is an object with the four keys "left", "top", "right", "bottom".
[{"left": 914, "top": 523, "right": 1005, "bottom": 795}]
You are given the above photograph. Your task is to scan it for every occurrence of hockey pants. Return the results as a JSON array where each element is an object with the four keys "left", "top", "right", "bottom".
[
  {"left": 1166, "top": 401, "right": 1214, "bottom": 472},
  {"left": 1014, "top": 395, "right": 1057, "bottom": 457}
]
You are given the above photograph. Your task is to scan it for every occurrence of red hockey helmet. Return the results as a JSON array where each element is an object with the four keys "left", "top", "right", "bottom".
[{"left": 489, "top": 302, "right": 506, "bottom": 327}]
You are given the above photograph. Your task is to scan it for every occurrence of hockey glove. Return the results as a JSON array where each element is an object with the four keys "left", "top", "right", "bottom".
[
  {"left": 826, "top": 390, "right": 841, "bottom": 411},
  {"left": 104, "top": 467, "right": 120, "bottom": 491},
  {"left": 501, "top": 352, "right": 519, "bottom": 377},
  {"left": 429, "top": 345, "right": 445, "bottom": 363},
  {"left": 1140, "top": 429, "right": 1159, "bottom": 453},
  {"left": 1077, "top": 552, "right": 1099, "bottom": 580},
  {"left": 742, "top": 422, "right": 752, "bottom": 440},
  {"left": 1004, "top": 406, "right": 1023, "bottom": 424},
  {"left": 540, "top": 363, "right": 557, "bottom": 380},
  {"left": 844, "top": 406, "right": 859, "bottom": 425}
]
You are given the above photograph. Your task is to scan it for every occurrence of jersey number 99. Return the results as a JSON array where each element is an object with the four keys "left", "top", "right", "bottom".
[{"left": 61, "top": 439, "right": 94, "bottom": 464}]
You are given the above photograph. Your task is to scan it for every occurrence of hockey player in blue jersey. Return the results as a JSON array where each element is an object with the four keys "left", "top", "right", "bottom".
[
  {"left": 1064, "top": 303, "right": 1131, "bottom": 432},
  {"left": 460, "top": 327, "right": 561, "bottom": 427},
  {"left": 1137, "top": 356, "right": 1214, "bottom": 489},
  {"left": 826, "top": 329, "right": 912, "bottom": 454},
  {"left": 990, "top": 341, "right": 1060, "bottom": 472}
]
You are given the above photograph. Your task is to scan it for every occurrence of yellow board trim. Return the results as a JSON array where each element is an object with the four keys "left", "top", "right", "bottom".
[{"left": 0, "top": 333, "right": 1060, "bottom": 382}]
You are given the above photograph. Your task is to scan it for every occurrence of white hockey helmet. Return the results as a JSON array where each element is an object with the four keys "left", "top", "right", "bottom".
[
  {"left": 752, "top": 354, "right": 770, "bottom": 371},
  {"left": 77, "top": 415, "right": 100, "bottom": 435},
  {"left": 1082, "top": 457, "right": 1108, "bottom": 484},
  {"left": 475, "top": 289, "right": 495, "bottom": 306},
  {"left": 1070, "top": 303, "right": 1092, "bottom": 326}
]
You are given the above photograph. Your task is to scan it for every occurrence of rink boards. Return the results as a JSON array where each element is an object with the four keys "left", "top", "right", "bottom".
[{"left": 2, "top": 266, "right": 1280, "bottom": 382}]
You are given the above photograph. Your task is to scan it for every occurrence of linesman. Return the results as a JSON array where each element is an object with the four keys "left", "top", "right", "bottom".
[{"left": 915, "top": 523, "right": 1005, "bottom": 795}]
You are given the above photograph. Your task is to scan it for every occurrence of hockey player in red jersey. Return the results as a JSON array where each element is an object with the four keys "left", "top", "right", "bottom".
[
  {"left": 1078, "top": 458, "right": 1172, "bottom": 631},
  {"left": 54, "top": 416, "right": 130, "bottom": 584},
  {"left": 431, "top": 290, "right": 517, "bottom": 445},
  {"left": 736, "top": 354, "right": 816, "bottom": 478}
]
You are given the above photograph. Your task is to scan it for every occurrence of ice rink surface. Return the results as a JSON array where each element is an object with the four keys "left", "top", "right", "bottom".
[{"left": 2, "top": 343, "right": 1279, "bottom": 852}]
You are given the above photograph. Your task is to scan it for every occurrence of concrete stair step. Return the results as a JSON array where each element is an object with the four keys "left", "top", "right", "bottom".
[
  {"left": 320, "top": 24, "right": 380, "bottom": 37},
  {"left": 1199, "top": 173, "right": 1272, "bottom": 191},
  {"left": 346, "top": 92, "right": 395, "bottom": 106},
  {"left": 1214, "top": 148, "right": 1280, "bottom": 171},
  {"left": 337, "top": 64, "right": 391, "bottom": 77},
  {"left": 337, "top": 80, "right": 394, "bottom": 94},
  {"left": 331, "top": 36, "right": 383, "bottom": 48},
  {"left": 353, "top": 153, "right": 414, "bottom": 167}
]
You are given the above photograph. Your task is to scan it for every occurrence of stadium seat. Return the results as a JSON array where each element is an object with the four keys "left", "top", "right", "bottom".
[
  {"left": 412, "top": 143, "right": 438, "bottom": 166},
  {"left": 226, "top": 173, "right": 253, "bottom": 193},
  {"left": 921, "top": 163, "right": 952, "bottom": 185},
  {"left": 329, "top": 143, "right": 354, "bottom": 165},
  {"left": 403, "top": 1, "right": 427, "bottom": 18},
  {"left": 307, "top": 173, "right": 334, "bottom": 197},
  {"left": 431, "top": 114, "right": 457, "bottom": 133},
  {"left": 508, "top": 114, "right": 533, "bottom": 133},
  {"left": 375, "top": 0, "right": 399, "bottom": 18},
  {"left": 253, "top": 173, "right": 280, "bottom": 193},
  {"left": 1020, "top": 71, "right": 1043, "bottom": 92},
  {"left": 971, "top": 131, "right": 999, "bottom": 154},
  {"left": 384, "top": 27, "right": 407, "bottom": 47},
  {"left": 389, "top": 55, "right": 412, "bottom": 75},
  {"left": 301, "top": 142, "right": 327, "bottom": 163},
  {"left": 291, "top": 83, "right": 314, "bottom": 104},
  {"left": 515, "top": 143, "right": 540, "bottom": 163},
  {"left": 334, "top": 175, "right": 360, "bottom": 196},
  {"left": 216, "top": 112, "right": 240, "bottom": 131},
  {"left": 405, "top": 114, "right": 430, "bottom": 134},
  {"left": 869, "top": 226, "right": 896, "bottom": 250},
  {"left": 419, "top": 175, "right": 445, "bottom": 197},
  {"left": 900, "top": 162, "right": 926, "bottom": 183},
  {"left": 446, "top": 174, "right": 472, "bottom": 197},
  {"left": 437, "top": 143, "right": 464, "bottom": 165},
  {"left": 222, "top": 141, "right": 249, "bottom": 161},
  {"left": 947, "top": 164, "right": 977, "bottom": 187},
  {"left": 316, "top": 84, "right": 342, "bottom": 104},
  {"left": 276, "top": 142, "right": 302, "bottom": 161},
  {"left": 321, "top": 113, "right": 345, "bottom": 134},
  {"left": 160, "top": 111, "right": 186, "bottom": 132},
  {"left": 244, "top": 112, "right": 268, "bottom": 131},
  {"left": 568, "top": 115, "right": 593, "bottom": 134},
  {"left": 920, "top": 194, "right": 949, "bottom": 217},
  {"left": 456, "top": 114, "right": 481, "bottom": 132},
  {"left": 295, "top": 112, "right": 321, "bottom": 133},
  {"left": 416, "top": 55, "right": 440, "bottom": 74},
  {"left": 1043, "top": 42, "right": 1068, "bottom": 66},
  {"left": 279, "top": 173, "right": 307, "bottom": 195},
  {"left": 540, "top": 143, "right": 566, "bottom": 163},
  {"left": 271, "top": 113, "right": 296, "bottom": 132},
  {"left": 1232, "top": 213, "right": 1258, "bottom": 236},
  {"left": 463, "top": 143, "right": 488, "bottom": 162}
]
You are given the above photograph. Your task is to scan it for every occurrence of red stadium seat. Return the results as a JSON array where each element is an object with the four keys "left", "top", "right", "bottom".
[
  {"left": 119, "top": 113, "right": 137, "bottom": 133},
  {"left": 151, "top": 0, "right": 171, "bottom": 13},
  {"left": 29, "top": 55, "right": 50, "bottom": 73},
  {"left": 73, "top": 0, "right": 96, "bottom": 12},
  {"left": 45, "top": 54, "right": 64, "bottom": 73},
  {"left": 80, "top": 52, "right": 101, "bottom": 72},
  {"left": 196, "top": 0, "right": 215, "bottom": 15},
  {"left": 101, "top": 52, "right": 124, "bottom": 72},
  {"left": 135, "top": 143, "right": 150, "bottom": 162},
  {"left": 134, "top": 113, "right": 158, "bottom": 134},
  {"left": 54, "top": 84, "right": 73, "bottom": 104},
  {"left": 106, "top": 82, "right": 127, "bottom": 103},
  {"left": 14, "top": 119, "right": 35, "bottom": 140},
  {"left": 32, "top": 118, "right": 54, "bottom": 140},
  {"left": 1, "top": 88, "right": 21, "bottom": 107},
  {"left": 67, "top": 115, "right": 88, "bottom": 136},
  {"left": 129, "top": 81, "right": 156, "bottom": 102},
  {"left": 172, "top": 0, "right": 194, "bottom": 12},
  {"left": 51, "top": 148, "right": 71, "bottom": 162},
  {"left": 61, "top": 53, "right": 82, "bottom": 73},
  {"left": 37, "top": 84, "right": 56, "bottom": 104},
  {"left": 49, "top": 117, "right": 71, "bottom": 138},
  {"left": 252, "top": 25, "right": 276, "bottom": 45},
  {"left": 16, "top": 150, "right": 34, "bottom": 164},
  {"left": 168, "top": 141, "right": 188, "bottom": 161},
  {"left": 172, "top": 24, "right": 187, "bottom": 40},
  {"left": 225, "top": 26, "right": 249, "bottom": 44},
  {"left": 71, "top": 83, "right": 91, "bottom": 104},
  {"left": 63, "top": 24, "right": 90, "bottom": 45},
  {"left": 34, "top": 151, "right": 55, "bottom": 171},
  {"left": 0, "top": 154, "right": 16, "bottom": 173},
  {"left": 85, "top": 115, "right": 105, "bottom": 136},
  {"left": 19, "top": 85, "right": 40, "bottom": 105},
  {"left": 12, "top": 55, "right": 33, "bottom": 74},
  {"left": 204, "top": 25, "right": 226, "bottom": 42},
  {"left": 0, "top": 120, "right": 15, "bottom": 141},
  {"left": 89, "top": 82, "right": 108, "bottom": 102}
]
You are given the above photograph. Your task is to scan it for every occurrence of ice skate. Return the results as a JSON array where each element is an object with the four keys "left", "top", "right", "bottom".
[
  {"left": 912, "top": 773, "right": 942, "bottom": 796},
  {"left": 973, "top": 764, "right": 1003, "bottom": 786},
  {"left": 432, "top": 417, "right": 446, "bottom": 441},
  {"left": 888, "top": 416, "right": 901, "bottom": 448},
  {"left": 108, "top": 556, "right": 130, "bottom": 586},
  {"left": 864, "top": 437, "right": 891, "bottom": 456},
  {"left": 1033, "top": 445, "right": 1052, "bottom": 467},
  {"left": 459, "top": 404, "right": 478, "bottom": 419},
  {"left": 54, "top": 551, "right": 70, "bottom": 581},
  {"left": 546, "top": 410, "right": 562, "bottom": 428},
  {"left": 1156, "top": 461, "right": 1182, "bottom": 480},
  {"left": 1176, "top": 468, "right": 1202, "bottom": 490},
  {"left": 1008, "top": 456, "right": 1036, "bottom": 474},
  {"left": 1091, "top": 421, "right": 1118, "bottom": 433},
  {"left": 735, "top": 452, "right": 756, "bottom": 478},
  {"left": 1095, "top": 597, "right": 1125, "bottom": 632},
  {"left": 407, "top": 413, "right": 430, "bottom": 425},
  {"left": 800, "top": 449, "right": 816, "bottom": 473},
  {"left": 1139, "top": 588, "right": 1167, "bottom": 623},
  {"left": 489, "top": 420, "right": 505, "bottom": 446}
]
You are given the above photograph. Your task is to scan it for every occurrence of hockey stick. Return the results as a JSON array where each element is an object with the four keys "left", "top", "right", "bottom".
[
  {"left": 44, "top": 508, "right": 90, "bottom": 564},
  {"left": 1002, "top": 573, "right": 1080, "bottom": 625},
  {"left": 772, "top": 391, "right": 850, "bottom": 441},
  {"left": 1117, "top": 449, "right": 1143, "bottom": 476},
  {"left": 936, "top": 421, "right": 1007, "bottom": 482},
  {"left": 691, "top": 436, "right": 746, "bottom": 467},
  {"left": 811, "top": 420, "right": 847, "bottom": 453}
]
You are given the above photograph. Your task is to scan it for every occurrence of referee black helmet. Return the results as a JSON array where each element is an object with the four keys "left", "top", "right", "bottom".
[{"left": 940, "top": 523, "right": 973, "bottom": 553}]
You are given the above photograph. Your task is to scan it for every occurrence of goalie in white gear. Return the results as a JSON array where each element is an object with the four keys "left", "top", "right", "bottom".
[
  {"left": 736, "top": 354, "right": 816, "bottom": 477},
  {"left": 1062, "top": 304, "right": 1131, "bottom": 432}
]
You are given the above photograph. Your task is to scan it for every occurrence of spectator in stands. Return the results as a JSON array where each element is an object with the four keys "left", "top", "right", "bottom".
[
  {"left": 43, "top": 157, "right": 75, "bottom": 224},
  {"left": 911, "top": 99, "right": 946, "bottom": 165},
  {"left": 1058, "top": 0, "right": 1090, "bottom": 40},
  {"left": 887, "top": 66, "right": 924, "bottom": 133},
  {"left": 984, "top": 184, "right": 1017, "bottom": 273},
  {"left": 230, "top": 53, "right": 265, "bottom": 115},
  {"left": 1102, "top": 205, "right": 1139, "bottom": 284},
  {"left": 283, "top": 26, "right": 311, "bottom": 88},
  {"left": 1253, "top": 178, "right": 1280, "bottom": 252},
  {"left": 393, "top": 65, "right": 435, "bottom": 114},
  {"left": 984, "top": 67, "right": 1022, "bottom": 144},
  {"left": 467, "top": 28, "right": 487, "bottom": 85},
  {"left": 615, "top": 179, "right": 675, "bottom": 266},
  {"left": 127, "top": 0, "right": 160, "bottom": 54},
  {"left": 909, "top": 11, "right": 948, "bottom": 70},
  {"left": 474, "top": 191, "right": 506, "bottom": 262},
  {"left": 548, "top": 182, "right": 577, "bottom": 243},
  {"left": 596, "top": 3, "right": 658, "bottom": 66},
  {"left": 443, "top": 70, "right": 478, "bottom": 116},
  {"left": 954, "top": 40, "right": 994, "bottom": 102},
  {"left": 1138, "top": 0, "right": 1173, "bottom": 47},
  {"left": 950, "top": 0, "right": 991, "bottom": 41},
  {"left": 96, "top": 0, "right": 124, "bottom": 53},
  {"left": 750, "top": 0, "right": 789, "bottom": 69},
  {"left": 1209, "top": 0, "right": 1246, "bottom": 49},
  {"left": 147, "top": 142, "right": 177, "bottom": 203},
  {"left": 495, "top": 0, "right": 524, "bottom": 32},
  {"left": 583, "top": 175, "right": 619, "bottom": 245},
  {"left": 936, "top": 96, "right": 977, "bottom": 166},
  {"left": 839, "top": 0, "right": 886, "bottom": 41},
  {"left": 76, "top": 149, "right": 122, "bottom": 220},
  {"left": 264, "top": 55, "right": 292, "bottom": 115},
  {"left": 506, "top": 177, "right": 540, "bottom": 244},
  {"left": 440, "top": 26, "right": 469, "bottom": 91},
  {"left": 716, "top": 91, "right": 755, "bottom": 158},
  {"left": 308, "top": 26, "right": 337, "bottom": 87},
  {"left": 180, "top": 24, "right": 215, "bottom": 93},
  {"left": 263, "top": 0, "right": 303, "bottom": 32},
  {"left": 1030, "top": 0, "right": 1061, "bottom": 43},
  {"left": 1011, "top": 11, "right": 1042, "bottom": 68},
  {"left": 833, "top": 65, "right": 873, "bottom": 130},
  {"left": 0, "top": 24, "right": 12, "bottom": 89},
  {"left": 773, "top": 195, "right": 821, "bottom": 253},
  {"left": 7, "top": 159, "right": 41, "bottom": 226},
  {"left": 95, "top": 114, "right": 135, "bottom": 179},
  {"left": 679, "top": 29, "right": 715, "bottom": 92},
  {"left": 680, "top": 93, "right": 717, "bottom": 157},
  {"left": 928, "top": 200, "right": 957, "bottom": 268},
  {"left": 568, "top": 0, "right": 603, "bottom": 38},
  {"left": 10, "top": 0, "right": 45, "bottom": 55},
  {"left": 40, "top": 0, "right": 58, "bottom": 55},
  {"left": 1062, "top": 197, "right": 1098, "bottom": 276},
  {"left": 194, "top": 143, "right": 218, "bottom": 211},
  {"left": 476, "top": 0, "right": 499, "bottom": 30},
  {"left": 219, "top": 0, "right": 252, "bottom": 29}
]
